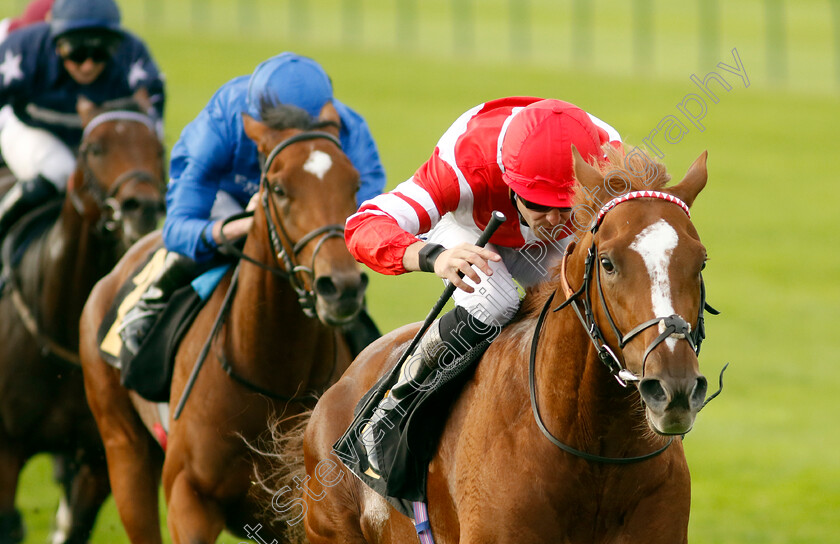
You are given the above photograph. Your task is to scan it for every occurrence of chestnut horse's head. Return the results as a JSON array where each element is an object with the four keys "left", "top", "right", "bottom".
[
  {"left": 242, "top": 102, "right": 367, "bottom": 326},
  {"left": 568, "top": 146, "right": 710, "bottom": 435},
  {"left": 73, "top": 89, "right": 166, "bottom": 251}
]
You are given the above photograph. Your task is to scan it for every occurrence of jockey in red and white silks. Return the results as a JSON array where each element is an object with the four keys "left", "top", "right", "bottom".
[{"left": 347, "top": 96, "right": 621, "bottom": 329}]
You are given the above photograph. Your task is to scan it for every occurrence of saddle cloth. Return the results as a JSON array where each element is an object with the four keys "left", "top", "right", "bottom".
[
  {"left": 97, "top": 245, "right": 222, "bottom": 402},
  {"left": 333, "top": 339, "right": 490, "bottom": 519},
  {"left": 97, "top": 245, "right": 382, "bottom": 403}
]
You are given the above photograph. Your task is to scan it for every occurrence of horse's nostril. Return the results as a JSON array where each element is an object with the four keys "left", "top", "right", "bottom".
[
  {"left": 314, "top": 276, "right": 338, "bottom": 298},
  {"left": 639, "top": 378, "right": 668, "bottom": 405},
  {"left": 692, "top": 376, "right": 708, "bottom": 405}
]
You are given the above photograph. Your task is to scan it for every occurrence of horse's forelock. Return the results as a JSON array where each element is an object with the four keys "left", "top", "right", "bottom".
[
  {"left": 258, "top": 97, "right": 339, "bottom": 133},
  {"left": 574, "top": 145, "right": 671, "bottom": 212}
]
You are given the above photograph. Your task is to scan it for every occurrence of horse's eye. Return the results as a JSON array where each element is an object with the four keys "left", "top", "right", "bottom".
[
  {"left": 600, "top": 256, "right": 615, "bottom": 273},
  {"left": 700, "top": 260, "right": 707, "bottom": 271},
  {"left": 88, "top": 143, "right": 104, "bottom": 157},
  {"left": 272, "top": 184, "right": 286, "bottom": 197}
]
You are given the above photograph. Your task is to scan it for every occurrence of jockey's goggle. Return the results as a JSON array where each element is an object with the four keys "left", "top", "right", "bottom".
[
  {"left": 513, "top": 192, "right": 572, "bottom": 214},
  {"left": 56, "top": 32, "right": 122, "bottom": 64}
]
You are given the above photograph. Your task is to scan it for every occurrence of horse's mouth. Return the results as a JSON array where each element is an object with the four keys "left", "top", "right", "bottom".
[
  {"left": 316, "top": 297, "right": 364, "bottom": 327},
  {"left": 645, "top": 408, "right": 697, "bottom": 435}
]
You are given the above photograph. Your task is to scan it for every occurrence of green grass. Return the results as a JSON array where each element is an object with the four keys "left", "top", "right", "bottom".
[{"left": 7, "top": 1, "right": 840, "bottom": 543}]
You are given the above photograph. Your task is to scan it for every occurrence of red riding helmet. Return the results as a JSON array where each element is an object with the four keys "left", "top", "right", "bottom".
[{"left": 501, "top": 99, "right": 608, "bottom": 208}]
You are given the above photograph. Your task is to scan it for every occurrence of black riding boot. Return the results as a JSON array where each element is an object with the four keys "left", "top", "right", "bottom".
[
  {"left": 362, "top": 307, "right": 501, "bottom": 477},
  {"left": 0, "top": 175, "right": 58, "bottom": 243},
  {"left": 119, "top": 252, "right": 198, "bottom": 356}
]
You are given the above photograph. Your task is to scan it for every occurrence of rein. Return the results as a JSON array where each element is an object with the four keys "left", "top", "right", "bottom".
[
  {"left": 0, "top": 110, "right": 164, "bottom": 367},
  {"left": 174, "top": 131, "right": 346, "bottom": 417},
  {"left": 72, "top": 110, "right": 165, "bottom": 237},
  {"left": 528, "top": 190, "right": 724, "bottom": 463},
  {"left": 216, "top": 131, "right": 346, "bottom": 318}
]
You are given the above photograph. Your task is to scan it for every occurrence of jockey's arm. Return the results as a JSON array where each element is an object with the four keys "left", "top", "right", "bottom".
[{"left": 402, "top": 240, "right": 500, "bottom": 294}]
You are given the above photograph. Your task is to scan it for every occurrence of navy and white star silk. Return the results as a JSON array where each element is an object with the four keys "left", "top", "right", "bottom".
[
  {"left": 0, "top": 50, "right": 23, "bottom": 86},
  {"left": 0, "top": 22, "right": 165, "bottom": 149}
]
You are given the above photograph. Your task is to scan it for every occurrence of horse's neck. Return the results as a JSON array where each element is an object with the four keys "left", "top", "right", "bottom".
[
  {"left": 35, "top": 205, "right": 115, "bottom": 341},
  {"left": 528, "top": 305, "right": 643, "bottom": 446},
  {"left": 225, "top": 261, "right": 336, "bottom": 387}
]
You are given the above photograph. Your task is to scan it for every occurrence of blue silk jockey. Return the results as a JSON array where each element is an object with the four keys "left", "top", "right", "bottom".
[
  {"left": 0, "top": 0, "right": 165, "bottom": 243},
  {"left": 120, "top": 52, "right": 387, "bottom": 355}
]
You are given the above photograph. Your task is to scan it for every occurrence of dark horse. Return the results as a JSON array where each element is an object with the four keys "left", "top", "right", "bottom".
[
  {"left": 0, "top": 92, "right": 165, "bottom": 544},
  {"left": 79, "top": 103, "right": 367, "bottom": 543},
  {"left": 271, "top": 146, "right": 714, "bottom": 543}
]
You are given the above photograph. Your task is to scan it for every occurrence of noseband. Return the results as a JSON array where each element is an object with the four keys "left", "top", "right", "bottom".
[
  {"left": 73, "top": 110, "right": 165, "bottom": 236},
  {"left": 219, "top": 131, "right": 347, "bottom": 318}
]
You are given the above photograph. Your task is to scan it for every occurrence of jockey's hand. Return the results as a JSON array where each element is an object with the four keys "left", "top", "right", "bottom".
[
  {"left": 434, "top": 243, "right": 501, "bottom": 293},
  {"left": 212, "top": 216, "right": 253, "bottom": 245}
]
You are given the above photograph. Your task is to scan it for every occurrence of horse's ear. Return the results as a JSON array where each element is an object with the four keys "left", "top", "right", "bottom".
[
  {"left": 317, "top": 101, "right": 341, "bottom": 139},
  {"left": 242, "top": 113, "right": 270, "bottom": 150},
  {"left": 132, "top": 87, "right": 152, "bottom": 113},
  {"left": 668, "top": 151, "right": 708, "bottom": 208},
  {"left": 77, "top": 96, "right": 97, "bottom": 127},
  {"left": 571, "top": 144, "right": 604, "bottom": 192}
]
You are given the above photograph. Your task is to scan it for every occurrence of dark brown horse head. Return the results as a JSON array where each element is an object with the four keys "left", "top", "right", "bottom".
[
  {"left": 570, "top": 146, "right": 709, "bottom": 435},
  {"left": 242, "top": 102, "right": 367, "bottom": 326},
  {"left": 73, "top": 88, "right": 165, "bottom": 251}
]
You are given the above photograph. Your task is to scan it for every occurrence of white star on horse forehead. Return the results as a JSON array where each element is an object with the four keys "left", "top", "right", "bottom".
[
  {"left": 0, "top": 50, "right": 23, "bottom": 86},
  {"left": 303, "top": 149, "right": 333, "bottom": 180}
]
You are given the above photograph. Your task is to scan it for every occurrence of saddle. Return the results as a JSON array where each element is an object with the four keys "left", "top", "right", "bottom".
[
  {"left": 0, "top": 198, "right": 63, "bottom": 293},
  {"left": 98, "top": 245, "right": 382, "bottom": 403},
  {"left": 97, "top": 245, "right": 214, "bottom": 402},
  {"left": 333, "top": 338, "right": 491, "bottom": 519}
]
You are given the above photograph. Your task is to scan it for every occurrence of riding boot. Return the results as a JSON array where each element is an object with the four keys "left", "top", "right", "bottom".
[
  {"left": 362, "top": 307, "right": 502, "bottom": 477},
  {"left": 362, "top": 319, "right": 445, "bottom": 477},
  {"left": 119, "top": 252, "right": 198, "bottom": 356},
  {"left": 0, "top": 175, "right": 58, "bottom": 243}
]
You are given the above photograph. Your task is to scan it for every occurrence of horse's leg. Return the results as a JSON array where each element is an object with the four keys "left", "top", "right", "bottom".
[
  {"left": 0, "top": 438, "right": 25, "bottom": 544},
  {"left": 165, "top": 471, "right": 225, "bottom": 544},
  {"left": 50, "top": 455, "right": 111, "bottom": 544},
  {"left": 81, "top": 360, "right": 164, "bottom": 544}
]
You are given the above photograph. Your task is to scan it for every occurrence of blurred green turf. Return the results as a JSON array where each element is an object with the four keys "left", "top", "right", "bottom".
[{"left": 5, "top": 1, "right": 840, "bottom": 543}]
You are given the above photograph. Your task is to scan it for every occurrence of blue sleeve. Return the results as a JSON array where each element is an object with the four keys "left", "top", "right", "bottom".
[
  {"left": 162, "top": 88, "right": 237, "bottom": 262},
  {"left": 334, "top": 100, "right": 386, "bottom": 207}
]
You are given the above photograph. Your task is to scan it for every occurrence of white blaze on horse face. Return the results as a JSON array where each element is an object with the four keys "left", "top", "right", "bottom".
[
  {"left": 629, "top": 219, "right": 680, "bottom": 351},
  {"left": 303, "top": 149, "right": 333, "bottom": 180}
]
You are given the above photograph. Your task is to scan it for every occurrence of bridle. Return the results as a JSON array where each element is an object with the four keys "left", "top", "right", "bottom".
[
  {"left": 175, "top": 130, "right": 349, "bottom": 417},
  {"left": 71, "top": 110, "right": 165, "bottom": 237},
  {"left": 529, "top": 190, "right": 725, "bottom": 463},
  {"left": 216, "top": 130, "right": 348, "bottom": 319},
  {"left": 0, "top": 110, "right": 165, "bottom": 367},
  {"left": 555, "top": 191, "right": 716, "bottom": 386}
]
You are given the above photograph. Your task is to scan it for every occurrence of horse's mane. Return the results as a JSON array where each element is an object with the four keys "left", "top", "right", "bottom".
[
  {"left": 517, "top": 144, "right": 672, "bottom": 320},
  {"left": 257, "top": 96, "right": 340, "bottom": 133},
  {"left": 573, "top": 144, "right": 671, "bottom": 211}
]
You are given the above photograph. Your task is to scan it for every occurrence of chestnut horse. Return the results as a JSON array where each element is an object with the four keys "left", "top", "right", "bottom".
[
  {"left": 0, "top": 94, "right": 164, "bottom": 544},
  {"left": 280, "top": 146, "right": 714, "bottom": 543},
  {"left": 79, "top": 105, "right": 367, "bottom": 543}
]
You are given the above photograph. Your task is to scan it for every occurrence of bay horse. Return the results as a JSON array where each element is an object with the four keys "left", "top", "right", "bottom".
[
  {"left": 78, "top": 104, "right": 367, "bottom": 543},
  {"left": 276, "top": 146, "right": 714, "bottom": 543},
  {"left": 0, "top": 92, "right": 165, "bottom": 544}
]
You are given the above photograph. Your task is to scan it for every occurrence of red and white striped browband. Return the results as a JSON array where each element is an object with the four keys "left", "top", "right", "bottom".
[{"left": 594, "top": 190, "right": 690, "bottom": 229}]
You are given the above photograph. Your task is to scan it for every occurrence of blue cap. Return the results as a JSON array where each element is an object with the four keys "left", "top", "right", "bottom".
[
  {"left": 50, "top": 0, "right": 122, "bottom": 40},
  {"left": 246, "top": 53, "right": 333, "bottom": 120}
]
